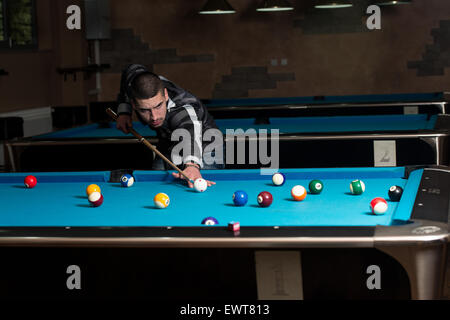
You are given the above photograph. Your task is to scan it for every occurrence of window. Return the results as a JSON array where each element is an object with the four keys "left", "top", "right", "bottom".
[{"left": 0, "top": 0, "right": 37, "bottom": 49}]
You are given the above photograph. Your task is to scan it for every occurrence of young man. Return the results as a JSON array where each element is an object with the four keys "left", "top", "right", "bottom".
[{"left": 115, "top": 64, "right": 224, "bottom": 188}]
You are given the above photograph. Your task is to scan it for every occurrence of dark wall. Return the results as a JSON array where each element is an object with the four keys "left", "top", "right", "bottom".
[
  {"left": 99, "top": 0, "right": 450, "bottom": 101},
  {"left": 0, "top": 0, "right": 88, "bottom": 113},
  {"left": 2, "top": 0, "right": 450, "bottom": 113}
]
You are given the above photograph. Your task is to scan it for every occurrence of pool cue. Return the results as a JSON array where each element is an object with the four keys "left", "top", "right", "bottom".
[{"left": 106, "top": 108, "right": 194, "bottom": 184}]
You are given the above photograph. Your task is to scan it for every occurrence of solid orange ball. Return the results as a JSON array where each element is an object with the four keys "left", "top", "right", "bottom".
[{"left": 86, "top": 184, "right": 101, "bottom": 196}]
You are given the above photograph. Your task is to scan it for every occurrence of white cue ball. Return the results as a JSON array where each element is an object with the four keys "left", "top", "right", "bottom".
[{"left": 194, "top": 178, "right": 208, "bottom": 192}]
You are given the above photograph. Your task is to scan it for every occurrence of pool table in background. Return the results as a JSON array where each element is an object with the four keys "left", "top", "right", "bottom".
[
  {"left": 87, "top": 92, "right": 447, "bottom": 121},
  {"left": 4, "top": 113, "right": 450, "bottom": 172},
  {"left": 202, "top": 92, "right": 448, "bottom": 118},
  {"left": 4, "top": 91, "right": 449, "bottom": 172},
  {"left": 0, "top": 166, "right": 448, "bottom": 299}
]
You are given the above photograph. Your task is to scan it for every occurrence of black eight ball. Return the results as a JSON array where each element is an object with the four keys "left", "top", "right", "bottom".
[{"left": 388, "top": 185, "right": 403, "bottom": 201}]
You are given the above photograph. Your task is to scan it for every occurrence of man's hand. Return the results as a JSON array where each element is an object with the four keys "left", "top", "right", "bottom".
[
  {"left": 116, "top": 114, "right": 133, "bottom": 134},
  {"left": 172, "top": 163, "right": 216, "bottom": 188}
]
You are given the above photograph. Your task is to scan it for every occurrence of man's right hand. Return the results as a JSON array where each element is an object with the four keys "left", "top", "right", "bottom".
[{"left": 116, "top": 114, "right": 132, "bottom": 134}]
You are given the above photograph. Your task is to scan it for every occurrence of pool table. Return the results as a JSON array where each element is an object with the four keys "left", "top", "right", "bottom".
[
  {"left": 202, "top": 92, "right": 447, "bottom": 111},
  {"left": 4, "top": 113, "right": 450, "bottom": 171},
  {"left": 0, "top": 166, "right": 448, "bottom": 300}
]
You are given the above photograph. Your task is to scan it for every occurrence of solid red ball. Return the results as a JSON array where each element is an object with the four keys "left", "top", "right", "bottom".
[
  {"left": 257, "top": 191, "right": 273, "bottom": 207},
  {"left": 24, "top": 175, "right": 37, "bottom": 188},
  {"left": 88, "top": 192, "right": 104, "bottom": 207},
  {"left": 92, "top": 194, "right": 104, "bottom": 207}
]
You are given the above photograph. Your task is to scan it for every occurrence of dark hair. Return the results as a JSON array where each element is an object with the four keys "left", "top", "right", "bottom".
[{"left": 130, "top": 72, "right": 164, "bottom": 101}]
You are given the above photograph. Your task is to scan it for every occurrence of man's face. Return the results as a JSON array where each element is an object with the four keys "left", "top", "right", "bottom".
[{"left": 132, "top": 88, "right": 168, "bottom": 128}]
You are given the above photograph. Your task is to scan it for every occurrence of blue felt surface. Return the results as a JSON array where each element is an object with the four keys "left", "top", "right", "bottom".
[{"left": 0, "top": 168, "right": 422, "bottom": 227}]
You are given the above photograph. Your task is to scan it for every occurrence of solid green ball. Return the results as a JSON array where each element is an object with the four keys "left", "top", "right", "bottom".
[{"left": 309, "top": 179, "right": 323, "bottom": 194}]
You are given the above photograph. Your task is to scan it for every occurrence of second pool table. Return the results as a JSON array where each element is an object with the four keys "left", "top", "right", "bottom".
[{"left": 5, "top": 113, "right": 450, "bottom": 171}]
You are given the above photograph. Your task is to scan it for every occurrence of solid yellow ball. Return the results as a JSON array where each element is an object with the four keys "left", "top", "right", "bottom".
[{"left": 86, "top": 184, "right": 101, "bottom": 196}]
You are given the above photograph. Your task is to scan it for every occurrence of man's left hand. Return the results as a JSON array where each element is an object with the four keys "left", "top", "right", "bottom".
[{"left": 171, "top": 164, "right": 216, "bottom": 188}]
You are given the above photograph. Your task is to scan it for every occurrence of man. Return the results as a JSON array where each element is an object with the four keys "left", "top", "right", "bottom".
[{"left": 115, "top": 64, "right": 223, "bottom": 188}]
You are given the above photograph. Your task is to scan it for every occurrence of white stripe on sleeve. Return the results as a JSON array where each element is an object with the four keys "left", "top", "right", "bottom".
[{"left": 182, "top": 104, "right": 203, "bottom": 167}]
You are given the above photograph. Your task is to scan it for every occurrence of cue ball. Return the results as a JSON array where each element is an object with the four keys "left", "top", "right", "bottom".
[
  {"left": 370, "top": 197, "right": 388, "bottom": 215},
  {"left": 388, "top": 185, "right": 403, "bottom": 202},
  {"left": 193, "top": 178, "right": 208, "bottom": 192},
  {"left": 257, "top": 191, "right": 273, "bottom": 207},
  {"left": 272, "top": 173, "right": 286, "bottom": 186},
  {"left": 24, "top": 175, "right": 37, "bottom": 188}
]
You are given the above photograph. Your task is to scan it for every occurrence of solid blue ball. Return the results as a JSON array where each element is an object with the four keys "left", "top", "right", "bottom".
[{"left": 233, "top": 190, "right": 248, "bottom": 206}]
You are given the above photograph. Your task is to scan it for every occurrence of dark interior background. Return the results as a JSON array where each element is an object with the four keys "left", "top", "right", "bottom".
[{"left": 1, "top": 0, "right": 449, "bottom": 114}]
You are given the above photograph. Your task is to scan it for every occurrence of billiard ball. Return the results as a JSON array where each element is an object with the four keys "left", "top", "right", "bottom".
[
  {"left": 388, "top": 185, "right": 403, "bottom": 202},
  {"left": 24, "top": 175, "right": 37, "bottom": 188},
  {"left": 232, "top": 190, "right": 248, "bottom": 206},
  {"left": 272, "top": 173, "right": 286, "bottom": 186},
  {"left": 202, "top": 217, "right": 219, "bottom": 225},
  {"left": 350, "top": 179, "right": 365, "bottom": 195},
  {"left": 291, "top": 185, "right": 307, "bottom": 201},
  {"left": 308, "top": 179, "right": 323, "bottom": 194},
  {"left": 193, "top": 178, "right": 208, "bottom": 192},
  {"left": 86, "top": 184, "right": 101, "bottom": 196},
  {"left": 257, "top": 191, "right": 273, "bottom": 207},
  {"left": 120, "top": 174, "right": 134, "bottom": 187},
  {"left": 88, "top": 191, "right": 104, "bottom": 207},
  {"left": 154, "top": 192, "right": 170, "bottom": 209},
  {"left": 370, "top": 197, "right": 388, "bottom": 215}
]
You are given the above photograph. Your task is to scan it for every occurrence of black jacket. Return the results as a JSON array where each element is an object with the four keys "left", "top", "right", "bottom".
[{"left": 116, "top": 64, "right": 219, "bottom": 167}]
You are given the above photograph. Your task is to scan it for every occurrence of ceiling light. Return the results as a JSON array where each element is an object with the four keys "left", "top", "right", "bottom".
[
  {"left": 314, "top": 0, "right": 353, "bottom": 9},
  {"left": 257, "top": 0, "right": 294, "bottom": 12},
  {"left": 199, "top": 0, "right": 236, "bottom": 14}
]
